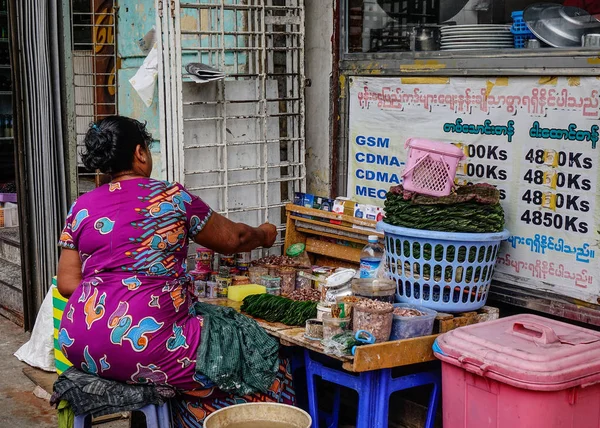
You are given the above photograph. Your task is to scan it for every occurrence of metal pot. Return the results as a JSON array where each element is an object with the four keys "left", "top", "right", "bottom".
[
  {"left": 582, "top": 33, "right": 600, "bottom": 48},
  {"left": 413, "top": 25, "right": 440, "bottom": 51}
]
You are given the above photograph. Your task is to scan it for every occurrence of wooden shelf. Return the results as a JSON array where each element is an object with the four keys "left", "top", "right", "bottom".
[{"left": 284, "top": 203, "right": 383, "bottom": 267}]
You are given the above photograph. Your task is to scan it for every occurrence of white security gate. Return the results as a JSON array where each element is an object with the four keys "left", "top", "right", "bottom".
[{"left": 157, "top": 0, "right": 306, "bottom": 250}]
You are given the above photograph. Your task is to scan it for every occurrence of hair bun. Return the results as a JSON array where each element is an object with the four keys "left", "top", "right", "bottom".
[
  {"left": 80, "top": 116, "right": 153, "bottom": 175},
  {"left": 81, "top": 125, "right": 118, "bottom": 173}
]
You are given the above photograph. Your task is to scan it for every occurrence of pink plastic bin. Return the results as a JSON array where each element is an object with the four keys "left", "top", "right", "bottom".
[
  {"left": 434, "top": 314, "right": 600, "bottom": 428},
  {"left": 401, "top": 138, "right": 464, "bottom": 197}
]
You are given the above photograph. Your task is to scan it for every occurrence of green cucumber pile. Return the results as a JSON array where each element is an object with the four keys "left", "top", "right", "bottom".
[{"left": 241, "top": 293, "right": 317, "bottom": 326}]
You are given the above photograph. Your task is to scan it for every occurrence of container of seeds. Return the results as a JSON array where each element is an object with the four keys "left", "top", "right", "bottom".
[
  {"left": 322, "top": 314, "right": 351, "bottom": 341},
  {"left": 352, "top": 278, "right": 396, "bottom": 303},
  {"left": 279, "top": 266, "right": 296, "bottom": 296},
  {"left": 304, "top": 319, "right": 323, "bottom": 341},
  {"left": 249, "top": 266, "right": 269, "bottom": 284},
  {"left": 390, "top": 303, "right": 437, "bottom": 341},
  {"left": 295, "top": 268, "right": 313, "bottom": 290},
  {"left": 260, "top": 275, "right": 281, "bottom": 289},
  {"left": 353, "top": 300, "right": 393, "bottom": 343}
]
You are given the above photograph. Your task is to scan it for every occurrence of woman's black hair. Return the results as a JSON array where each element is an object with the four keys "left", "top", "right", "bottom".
[{"left": 81, "top": 115, "right": 153, "bottom": 174}]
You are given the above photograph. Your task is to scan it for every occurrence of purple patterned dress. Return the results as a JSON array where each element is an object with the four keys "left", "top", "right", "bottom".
[{"left": 57, "top": 178, "right": 213, "bottom": 390}]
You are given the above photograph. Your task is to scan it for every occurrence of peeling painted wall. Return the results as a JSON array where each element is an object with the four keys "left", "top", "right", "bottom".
[
  {"left": 304, "top": 0, "right": 334, "bottom": 197},
  {"left": 116, "top": 0, "right": 164, "bottom": 179}
]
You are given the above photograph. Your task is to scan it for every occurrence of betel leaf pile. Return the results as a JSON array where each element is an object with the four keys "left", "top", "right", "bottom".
[
  {"left": 383, "top": 183, "right": 505, "bottom": 233},
  {"left": 241, "top": 293, "right": 317, "bottom": 326}
]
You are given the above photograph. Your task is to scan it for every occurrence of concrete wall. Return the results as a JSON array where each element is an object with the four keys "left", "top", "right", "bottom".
[
  {"left": 116, "top": 0, "right": 164, "bottom": 179},
  {"left": 304, "top": 0, "right": 335, "bottom": 197}
]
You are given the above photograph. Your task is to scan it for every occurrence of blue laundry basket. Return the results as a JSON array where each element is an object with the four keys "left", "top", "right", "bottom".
[{"left": 377, "top": 222, "right": 510, "bottom": 312}]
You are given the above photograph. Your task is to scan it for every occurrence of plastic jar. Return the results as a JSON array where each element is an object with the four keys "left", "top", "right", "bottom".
[
  {"left": 279, "top": 267, "right": 296, "bottom": 296},
  {"left": 260, "top": 275, "right": 281, "bottom": 289},
  {"left": 206, "top": 281, "right": 218, "bottom": 298},
  {"left": 266, "top": 287, "right": 281, "bottom": 296},
  {"left": 295, "top": 268, "right": 312, "bottom": 290},
  {"left": 322, "top": 314, "right": 350, "bottom": 341},
  {"left": 316, "top": 302, "right": 332, "bottom": 321},
  {"left": 232, "top": 276, "right": 250, "bottom": 286},
  {"left": 216, "top": 276, "right": 232, "bottom": 298},
  {"left": 353, "top": 300, "right": 393, "bottom": 343},
  {"left": 219, "top": 254, "right": 236, "bottom": 268},
  {"left": 352, "top": 278, "right": 396, "bottom": 303},
  {"left": 249, "top": 266, "right": 269, "bottom": 284},
  {"left": 195, "top": 247, "right": 214, "bottom": 271},
  {"left": 390, "top": 304, "right": 437, "bottom": 341},
  {"left": 304, "top": 319, "right": 323, "bottom": 340}
]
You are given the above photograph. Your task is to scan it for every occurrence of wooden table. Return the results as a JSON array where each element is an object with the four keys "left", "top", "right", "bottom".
[
  {"left": 198, "top": 298, "right": 499, "bottom": 372},
  {"left": 199, "top": 297, "right": 499, "bottom": 428}
]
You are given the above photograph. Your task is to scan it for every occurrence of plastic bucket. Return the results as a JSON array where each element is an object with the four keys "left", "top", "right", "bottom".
[
  {"left": 203, "top": 403, "right": 312, "bottom": 428},
  {"left": 377, "top": 221, "right": 510, "bottom": 312}
]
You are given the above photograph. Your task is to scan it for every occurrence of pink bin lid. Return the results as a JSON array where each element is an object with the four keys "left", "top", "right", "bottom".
[
  {"left": 405, "top": 138, "right": 465, "bottom": 159},
  {"left": 435, "top": 314, "right": 600, "bottom": 391}
]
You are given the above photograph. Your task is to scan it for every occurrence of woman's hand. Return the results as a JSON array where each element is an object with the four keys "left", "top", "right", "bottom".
[{"left": 259, "top": 223, "right": 278, "bottom": 248}]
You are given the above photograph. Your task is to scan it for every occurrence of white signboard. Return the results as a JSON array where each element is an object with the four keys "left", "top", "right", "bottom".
[{"left": 348, "top": 76, "right": 600, "bottom": 304}]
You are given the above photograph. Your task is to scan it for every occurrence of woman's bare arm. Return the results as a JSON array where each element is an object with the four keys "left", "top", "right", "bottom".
[
  {"left": 57, "top": 249, "right": 82, "bottom": 298},
  {"left": 192, "top": 212, "right": 277, "bottom": 254}
]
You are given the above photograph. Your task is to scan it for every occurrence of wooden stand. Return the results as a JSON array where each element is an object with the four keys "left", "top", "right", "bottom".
[{"left": 284, "top": 203, "right": 382, "bottom": 267}]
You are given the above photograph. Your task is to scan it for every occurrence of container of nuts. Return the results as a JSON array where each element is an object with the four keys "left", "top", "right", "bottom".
[
  {"left": 279, "top": 266, "right": 296, "bottom": 296},
  {"left": 353, "top": 299, "right": 394, "bottom": 343}
]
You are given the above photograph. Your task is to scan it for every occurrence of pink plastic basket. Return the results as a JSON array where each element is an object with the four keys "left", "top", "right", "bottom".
[{"left": 401, "top": 138, "right": 465, "bottom": 197}]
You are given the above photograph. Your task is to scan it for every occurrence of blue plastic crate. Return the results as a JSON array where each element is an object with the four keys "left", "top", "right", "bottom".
[
  {"left": 377, "top": 222, "right": 510, "bottom": 313},
  {"left": 511, "top": 10, "right": 536, "bottom": 48}
]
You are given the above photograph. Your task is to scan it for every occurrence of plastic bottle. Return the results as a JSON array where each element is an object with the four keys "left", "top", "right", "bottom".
[{"left": 359, "top": 235, "right": 384, "bottom": 279}]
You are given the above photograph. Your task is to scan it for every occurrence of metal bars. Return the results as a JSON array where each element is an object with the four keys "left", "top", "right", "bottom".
[
  {"left": 70, "top": 0, "right": 118, "bottom": 193},
  {"left": 166, "top": 0, "right": 306, "bottom": 252}
]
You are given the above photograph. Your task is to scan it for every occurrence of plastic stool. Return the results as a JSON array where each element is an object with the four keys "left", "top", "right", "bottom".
[
  {"left": 73, "top": 402, "right": 171, "bottom": 428},
  {"left": 304, "top": 349, "right": 375, "bottom": 428},
  {"left": 373, "top": 368, "right": 441, "bottom": 428}
]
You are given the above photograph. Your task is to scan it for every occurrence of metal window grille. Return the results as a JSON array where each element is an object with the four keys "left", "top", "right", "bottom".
[
  {"left": 71, "top": 0, "right": 118, "bottom": 194},
  {"left": 165, "top": 0, "right": 306, "bottom": 252}
]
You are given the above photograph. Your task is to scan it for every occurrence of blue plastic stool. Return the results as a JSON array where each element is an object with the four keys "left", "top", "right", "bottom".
[
  {"left": 73, "top": 402, "right": 171, "bottom": 428},
  {"left": 373, "top": 369, "right": 441, "bottom": 428},
  {"left": 304, "top": 349, "right": 375, "bottom": 428}
]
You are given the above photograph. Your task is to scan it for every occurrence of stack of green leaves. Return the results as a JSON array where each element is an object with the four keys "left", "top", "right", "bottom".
[
  {"left": 384, "top": 184, "right": 505, "bottom": 233},
  {"left": 241, "top": 293, "right": 317, "bottom": 326}
]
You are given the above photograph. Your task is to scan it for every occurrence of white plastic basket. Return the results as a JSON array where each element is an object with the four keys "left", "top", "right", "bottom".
[{"left": 401, "top": 138, "right": 465, "bottom": 197}]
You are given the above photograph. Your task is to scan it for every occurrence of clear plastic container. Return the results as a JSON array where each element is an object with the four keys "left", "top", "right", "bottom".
[
  {"left": 248, "top": 266, "right": 269, "bottom": 284},
  {"left": 260, "top": 275, "right": 281, "bottom": 289},
  {"left": 322, "top": 314, "right": 350, "bottom": 341},
  {"left": 305, "top": 318, "right": 324, "bottom": 340},
  {"left": 295, "top": 268, "right": 312, "bottom": 290},
  {"left": 390, "top": 303, "right": 437, "bottom": 340},
  {"left": 352, "top": 278, "right": 396, "bottom": 303},
  {"left": 316, "top": 302, "right": 332, "bottom": 321},
  {"left": 206, "top": 281, "right": 218, "bottom": 298},
  {"left": 266, "top": 287, "right": 281, "bottom": 296},
  {"left": 353, "top": 301, "right": 393, "bottom": 343},
  {"left": 279, "top": 266, "right": 296, "bottom": 296},
  {"left": 359, "top": 235, "right": 384, "bottom": 279}
]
